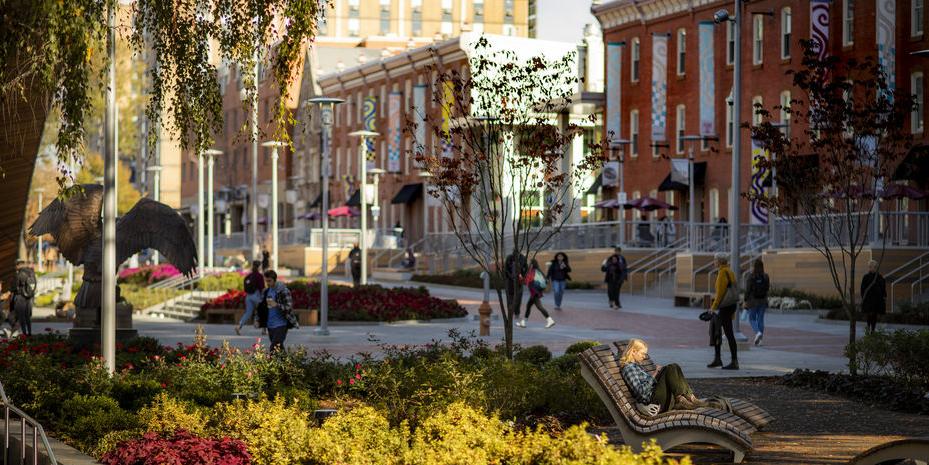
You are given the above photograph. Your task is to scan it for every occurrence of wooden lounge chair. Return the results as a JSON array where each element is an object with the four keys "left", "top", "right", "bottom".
[
  {"left": 613, "top": 340, "right": 774, "bottom": 430},
  {"left": 848, "top": 437, "right": 929, "bottom": 465},
  {"left": 579, "top": 345, "right": 756, "bottom": 463}
]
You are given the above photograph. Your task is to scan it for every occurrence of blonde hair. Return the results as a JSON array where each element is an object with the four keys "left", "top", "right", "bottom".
[{"left": 619, "top": 339, "right": 648, "bottom": 366}]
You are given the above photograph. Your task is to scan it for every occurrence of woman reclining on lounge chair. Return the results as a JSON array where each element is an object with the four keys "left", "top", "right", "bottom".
[{"left": 619, "top": 338, "right": 704, "bottom": 412}]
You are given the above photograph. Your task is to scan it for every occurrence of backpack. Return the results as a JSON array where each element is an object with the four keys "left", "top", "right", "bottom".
[
  {"left": 244, "top": 273, "right": 260, "bottom": 294},
  {"left": 16, "top": 269, "right": 37, "bottom": 300},
  {"left": 751, "top": 273, "right": 769, "bottom": 299},
  {"left": 532, "top": 269, "right": 547, "bottom": 291}
]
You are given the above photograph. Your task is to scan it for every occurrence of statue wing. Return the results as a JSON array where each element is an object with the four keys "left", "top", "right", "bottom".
[
  {"left": 28, "top": 184, "right": 103, "bottom": 265},
  {"left": 116, "top": 198, "right": 198, "bottom": 276}
]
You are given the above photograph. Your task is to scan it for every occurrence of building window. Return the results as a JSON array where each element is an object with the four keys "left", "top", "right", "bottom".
[
  {"left": 913, "top": 72, "right": 925, "bottom": 133},
  {"left": 726, "top": 21, "right": 735, "bottom": 65},
  {"left": 665, "top": 191, "right": 676, "bottom": 217},
  {"left": 349, "top": 0, "right": 359, "bottom": 17},
  {"left": 380, "top": 0, "right": 390, "bottom": 35},
  {"left": 474, "top": 0, "right": 484, "bottom": 28},
  {"left": 677, "top": 28, "right": 686, "bottom": 76},
  {"left": 915, "top": 0, "right": 925, "bottom": 37},
  {"left": 753, "top": 15, "right": 764, "bottom": 65},
  {"left": 779, "top": 90, "right": 791, "bottom": 138},
  {"left": 726, "top": 91, "right": 734, "bottom": 148},
  {"left": 752, "top": 96, "right": 763, "bottom": 126},
  {"left": 631, "top": 38, "right": 640, "bottom": 82},
  {"left": 709, "top": 188, "right": 720, "bottom": 222},
  {"left": 411, "top": 0, "right": 422, "bottom": 36},
  {"left": 630, "top": 110, "right": 639, "bottom": 157},
  {"left": 676, "top": 104, "right": 686, "bottom": 154},
  {"left": 504, "top": 0, "right": 514, "bottom": 24},
  {"left": 348, "top": 18, "right": 360, "bottom": 36},
  {"left": 781, "top": 8, "right": 791, "bottom": 59},
  {"left": 843, "top": 0, "right": 854, "bottom": 46}
]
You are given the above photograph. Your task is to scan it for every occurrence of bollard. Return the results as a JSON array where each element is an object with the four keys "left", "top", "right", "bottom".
[{"left": 479, "top": 271, "right": 492, "bottom": 336}]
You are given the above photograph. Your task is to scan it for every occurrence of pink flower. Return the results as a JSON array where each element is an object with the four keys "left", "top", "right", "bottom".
[
  {"left": 355, "top": 373, "right": 361, "bottom": 380},
  {"left": 336, "top": 379, "right": 343, "bottom": 385},
  {"left": 349, "top": 378, "right": 355, "bottom": 385}
]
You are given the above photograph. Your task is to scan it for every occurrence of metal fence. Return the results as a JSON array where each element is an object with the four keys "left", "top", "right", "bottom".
[{"left": 1, "top": 380, "right": 57, "bottom": 465}]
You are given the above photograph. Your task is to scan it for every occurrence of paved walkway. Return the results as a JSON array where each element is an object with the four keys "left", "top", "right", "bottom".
[{"left": 31, "top": 281, "right": 863, "bottom": 378}]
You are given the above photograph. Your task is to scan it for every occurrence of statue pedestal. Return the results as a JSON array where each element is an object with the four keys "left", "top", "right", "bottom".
[{"left": 69, "top": 301, "right": 139, "bottom": 349}]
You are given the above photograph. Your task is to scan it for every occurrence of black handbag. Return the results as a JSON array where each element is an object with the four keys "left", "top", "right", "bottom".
[{"left": 698, "top": 311, "right": 714, "bottom": 322}]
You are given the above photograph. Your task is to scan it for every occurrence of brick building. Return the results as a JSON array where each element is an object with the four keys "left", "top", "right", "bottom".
[{"left": 593, "top": 0, "right": 929, "bottom": 225}]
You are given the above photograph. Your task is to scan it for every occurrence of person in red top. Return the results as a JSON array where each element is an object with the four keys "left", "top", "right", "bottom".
[
  {"left": 236, "top": 260, "right": 266, "bottom": 335},
  {"left": 516, "top": 258, "right": 555, "bottom": 329}
]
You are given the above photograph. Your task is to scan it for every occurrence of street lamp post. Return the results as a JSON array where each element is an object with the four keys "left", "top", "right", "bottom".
[
  {"left": 609, "top": 140, "right": 630, "bottom": 246},
  {"left": 204, "top": 149, "right": 222, "bottom": 269},
  {"left": 145, "top": 165, "right": 163, "bottom": 264},
  {"left": 33, "top": 188, "right": 45, "bottom": 271},
  {"left": 369, "top": 168, "right": 385, "bottom": 248},
  {"left": 349, "top": 130, "right": 379, "bottom": 285},
  {"left": 306, "top": 97, "right": 345, "bottom": 336},
  {"left": 419, "top": 171, "right": 433, "bottom": 244},
  {"left": 196, "top": 149, "right": 205, "bottom": 273},
  {"left": 262, "top": 141, "right": 285, "bottom": 270},
  {"left": 102, "top": 0, "right": 117, "bottom": 374}
]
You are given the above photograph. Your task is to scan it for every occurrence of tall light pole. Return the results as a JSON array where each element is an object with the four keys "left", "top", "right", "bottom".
[
  {"left": 306, "top": 97, "right": 344, "bottom": 336},
  {"left": 349, "top": 130, "right": 379, "bottom": 285},
  {"left": 609, "top": 140, "right": 630, "bottom": 246},
  {"left": 419, "top": 170, "right": 433, "bottom": 243},
  {"left": 369, "top": 168, "right": 385, "bottom": 247},
  {"left": 681, "top": 135, "right": 708, "bottom": 250},
  {"left": 262, "top": 141, "right": 284, "bottom": 270},
  {"left": 102, "top": 0, "right": 117, "bottom": 374},
  {"left": 204, "top": 149, "right": 222, "bottom": 269},
  {"left": 196, "top": 149, "right": 205, "bottom": 273},
  {"left": 250, "top": 31, "right": 261, "bottom": 262},
  {"left": 33, "top": 188, "right": 45, "bottom": 271},
  {"left": 145, "top": 165, "right": 163, "bottom": 264}
]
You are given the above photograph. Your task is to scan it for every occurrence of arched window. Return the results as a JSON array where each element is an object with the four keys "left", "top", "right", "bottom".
[
  {"left": 631, "top": 38, "right": 640, "bottom": 82},
  {"left": 781, "top": 8, "right": 792, "bottom": 59},
  {"left": 677, "top": 28, "right": 686, "bottom": 75}
]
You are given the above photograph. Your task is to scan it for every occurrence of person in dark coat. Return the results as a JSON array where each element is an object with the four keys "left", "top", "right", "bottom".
[
  {"left": 546, "top": 252, "right": 571, "bottom": 310},
  {"left": 504, "top": 250, "right": 528, "bottom": 313},
  {"left": 860, "top": 260, "right": 886, "bottom": 334},
  {"left": 602, "top": 247, "right": 628, "bottom": 309},
  {"left": 349, "top": 244, "right": 362, "bottom": 286}
]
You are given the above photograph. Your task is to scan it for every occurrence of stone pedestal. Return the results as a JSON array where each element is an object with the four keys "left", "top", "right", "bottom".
[{"left": 69, "top": 301, "right": 138, "bottom": 349}]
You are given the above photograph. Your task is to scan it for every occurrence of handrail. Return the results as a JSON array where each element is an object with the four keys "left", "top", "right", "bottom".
[
  {"left": 642, "top": 252, "right": 678, "bottom": 296},
  {"left": 889, "top": 252, "right": 929, "bottom": 310},
  {"left": 910, "top": 265, "right": 929, "bottom": 308},
  {"left": 1, "top": 380, "right": 58, "bottom": 465},
  {"left": 887, "top": 251, "right": 929, "bottom": 279}
]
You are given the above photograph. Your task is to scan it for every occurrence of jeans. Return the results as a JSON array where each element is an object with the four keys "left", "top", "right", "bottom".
[
  {"left": 651, "top": 363, "right": 692, "bottom": 412},
  {"left": 524, "top": 294, "right": 550, "bottom": 319},
  {"left": 713, "top": 304, "right": 738, "bottom": 362},
  {"left": 747, "top": 304, "right": 766, "bottom": 335},
  {"left": 267, "top": 326, "right": 288, "bottom": 352},
  {"left": 239, "top": 292, "right": 263, "bottom": 327},
  {"left": 551, "top": 280, "right": 566, "bottom": 308},
  {"left": 607, "top": 280, "right": 624, "bottom": 306},
  {"left": 13, "top": 296, "right": 31, "bottom": 336}
]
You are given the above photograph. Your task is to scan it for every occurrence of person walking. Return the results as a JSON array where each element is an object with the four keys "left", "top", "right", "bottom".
[
  {"left": 658, "top": 216, "right": 676, "bottom": 247},
  {"left": 504, "top": 250, "right": 527, "bottom": 312},
  {"left": 602, "top": 247, "right": 628, "bottom": 309},
  {"left": 11, "top": 260, "right": 36, "bottom": 337},
  {"left": 708, "top": 253, "right": 739, "bottom": 370},
  {"left": 861, "top": 260, "right": 886, "bottom": 334},
  {"left": 262, "top": 270, "right": 297, "bottom": 352},
  {"left": 743, "top": 258, "right": 770, "bottom": 346},
  {"left": 261, "top": 250, "right": 271, "bottom": 272},
  {"left": 349, "top": 243, "right": 362, "bottom": 286},
  {"left": 517, "top": 258, "right": 555, "bottom": 329},
  {"left": 235, "top": 260, "right": 266, "bottom": 335},
  {"left": 546, "top": 252, "right": 571, "bottom": 310}
]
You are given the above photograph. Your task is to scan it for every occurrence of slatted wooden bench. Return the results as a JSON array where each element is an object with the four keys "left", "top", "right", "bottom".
[
  {"left": 613, "top": 340, "right": 774, "bottom": 430},
  {"left": 579, "top": 345, "right": 757, "bottom": 463},
  {"left": 848, "top": 437, "right": 929, "bottom": 465}
]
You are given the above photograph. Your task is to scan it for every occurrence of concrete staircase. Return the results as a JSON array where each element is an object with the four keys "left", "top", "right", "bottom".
[{"left": 145, "top": 291, "right": 224, "bottom": 322}]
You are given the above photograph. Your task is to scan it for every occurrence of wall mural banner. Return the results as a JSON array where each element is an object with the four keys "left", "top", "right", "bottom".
[
  {"left": 601, "top": 161, "right": 620, "bottom": 188},
  {"left": 388, "top": 92, "right": 402, "bottom": 173},
  {"left": 606, "top": 42, "right": 623, "bottom": 142},
  {"left": 750, "top": 139, "right": 770, "bottom": 225},
  {"left": 363, "top": 96, "right": 377, "bottom": 168},
  {"left": 876, "top": 0, "right": 896, "bottom": 95},
  {"left": 413, "top": 85, "right": 427, "bottom": 160},
  {"left": 810, "top": 0, "right": 830, "bottom": 61},
  {"left": 650, "top": 34, "right": 668, "bottom": 142},
  {"left": 670, "top": 158, "right": 689, "bottom": 186},
  {"left": 698, "top": 22, "right": 715, "bottom": 137},
  {"left": 441, "top": 81, "right": 454, "bottom": 157}
]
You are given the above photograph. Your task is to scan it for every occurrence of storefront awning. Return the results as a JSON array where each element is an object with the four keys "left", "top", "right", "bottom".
[
  {"left": 658, "top": 162, "right": 707, "bottom": 191},
  {"left": 391, "top": 183, "right": 423, "bottom": 204},
  {"left": 893, "top": 145, "right": 929, "bottom": 184}
]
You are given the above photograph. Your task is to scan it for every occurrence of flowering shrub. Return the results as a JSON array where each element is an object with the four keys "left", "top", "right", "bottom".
[
  {"left": 101, "top": 430, "right": 251, "bottom": 465},
  {"left": 211, "top": 396, "right": 312, "bottom": 465},
  {"left": 117, "top": 264, "right": 182, "bottom": 286},
  {"left": 201, "top": 283, "right": 467, "bottom": 322}
]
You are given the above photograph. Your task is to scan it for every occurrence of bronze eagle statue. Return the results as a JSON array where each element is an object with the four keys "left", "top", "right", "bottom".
[{"left": 28, "top": 184, "right": 197, "bottom": 311}]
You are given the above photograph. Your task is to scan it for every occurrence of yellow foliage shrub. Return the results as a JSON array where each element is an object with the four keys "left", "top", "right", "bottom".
[
  {"left": 138, "top": 392, "right": 207, "bottom": 437},
  {"left": 307, "top": 404, "right": 407, "bottom": 465},
  {"left": 210, "top": 396, "right": 312, "bottom": 465}
]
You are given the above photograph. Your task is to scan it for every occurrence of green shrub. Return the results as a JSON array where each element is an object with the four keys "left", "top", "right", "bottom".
[
  {"left": 120, "top": 284, "right": 184, "bottom": 311},
  {"left": 847, "top": 329, "right": 929, "bottom": 388},
  {"left": 513, "top": 345, "right": 552, "bottom": 366},
  {"left": 210, "top": 396, "right": 313, "bottom": 465},
  {"left": 565, "top": 341, "right": 600, "bottom": 355},
  {"left": 198, "top": 272, "right": 245, "bottom": 291},
  {"left": 56, "top": 395, "right": 139, "bottom": 453},
  {"left": 35, "top": 291, "right": 58, "bottom": 307},
  {"left": 110, "top": 375, "right": 163, "bottom": 411},
  {"left": 412, "top": 269, "right": 504, "bottom": 290},
  {"left": 770, "top": 288, "right": 842, "bottom": 309}
]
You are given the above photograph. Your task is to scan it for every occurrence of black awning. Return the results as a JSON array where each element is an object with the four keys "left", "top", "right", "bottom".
[
  {"left": 585, "top": 174, "right": 602, "bottom": 195},
  {"left": 391, "top": 183, "right": 423, "bottom": 204},
  {"left": 658, "top": 161, "right": 707, "bottom": 191},
  {"left": 310, "top": 193, "right": 322, "bottom": 208},
  {"left": 893, "top": 145, "right": 929, "bottom": 184},
  {"left": 346, "top": 190, "right": 360, "bottom": 207}
]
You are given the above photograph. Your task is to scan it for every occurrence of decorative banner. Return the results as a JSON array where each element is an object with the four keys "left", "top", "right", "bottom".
[
  {"left": 810, "top": 0, "right": 830, "bottom": 61},
  {"left": 363, "top": 96, "right": 377, "bottom": 168},
  {"left": 670, "top": 158, "right": 689, "bottom": 185},
  {"left": 650, "top": 34, "right": 668, "bottom": 142},
  {"left": 388, "top": 92, "right": 402, "bottom": 173},
  {"left": 750, "top": 139, "right": 770, "bottom": 225},
  {"left": 413, "top": 85, "right": 427, "bottom": 157},
  {"left": 876, "top": 0, "right": 896, "bottom": 94},
  {"left": 601, "top": 161, "right": 620, "bottom": 188},
  {"left": 698, "top": 22, "right": 715, "bottom": 137},
  {"left": 441, "top": 81, "right": 454, "bottom": 157},
  {"left": 606, "top": 42, "right": 624, "bottom": 142}
]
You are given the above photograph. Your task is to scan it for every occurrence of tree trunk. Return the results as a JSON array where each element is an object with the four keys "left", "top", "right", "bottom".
[{"left": 847, "top": 265, "right": 858, "bottom": 375}]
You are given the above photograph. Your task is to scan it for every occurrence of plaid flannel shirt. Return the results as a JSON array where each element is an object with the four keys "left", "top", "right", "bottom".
[{"left": 621, "top": 362, "right": 656, "bottom": 405}]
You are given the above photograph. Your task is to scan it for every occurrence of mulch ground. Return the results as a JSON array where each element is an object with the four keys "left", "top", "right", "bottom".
[{"left": 594, "top": 377, "right": 929, "bottom": 464}]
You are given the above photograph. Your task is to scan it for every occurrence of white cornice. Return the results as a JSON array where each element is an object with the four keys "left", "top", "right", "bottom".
[{"left": 593, "top": 0, "right": 722, "bottom": 31}]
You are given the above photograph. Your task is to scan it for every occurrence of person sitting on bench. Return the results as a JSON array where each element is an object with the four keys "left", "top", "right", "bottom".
[{"left": 619, "top": 338, "right": 704, "bottom": 412}]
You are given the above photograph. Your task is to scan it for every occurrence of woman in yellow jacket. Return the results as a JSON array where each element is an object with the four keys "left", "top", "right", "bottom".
[{"left": 708, "top": 253, "right": 739, "bottom": 370}]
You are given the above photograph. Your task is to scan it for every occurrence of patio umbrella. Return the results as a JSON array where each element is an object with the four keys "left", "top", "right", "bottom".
[
  {"left": 880, "top": 183, "right": 928, "bottom": 200},
  {"left": 622, "top": 196, "right": 679, "bottom": 211},
  {"left": 328, "top": 206, "right": 360, "bottom": 217},
  {"left": 593, "top": 199, "right": 621, "bottom": 209},
  {"left": 299, "top": 212, "right": 322, "bottom": 220}
]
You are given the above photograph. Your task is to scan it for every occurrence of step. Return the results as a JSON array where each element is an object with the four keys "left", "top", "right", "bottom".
[{"left": 372, "top": 269, "right": 413, "bottom": 281}]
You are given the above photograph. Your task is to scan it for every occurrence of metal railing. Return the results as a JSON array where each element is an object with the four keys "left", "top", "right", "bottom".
[
  {"left": 889, "top": 251, "right": 929, "bottom": 310},
  {"left": 770, "top": 211, "right": 929, "bottom": 249},
  {"left": 1, "top": 380, "right": 57, "bottom": 465}
]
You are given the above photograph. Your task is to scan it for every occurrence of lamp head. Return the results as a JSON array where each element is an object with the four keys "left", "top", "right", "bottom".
[{"left": 713, "top": 9, "right": 731, "bottom": 23}]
